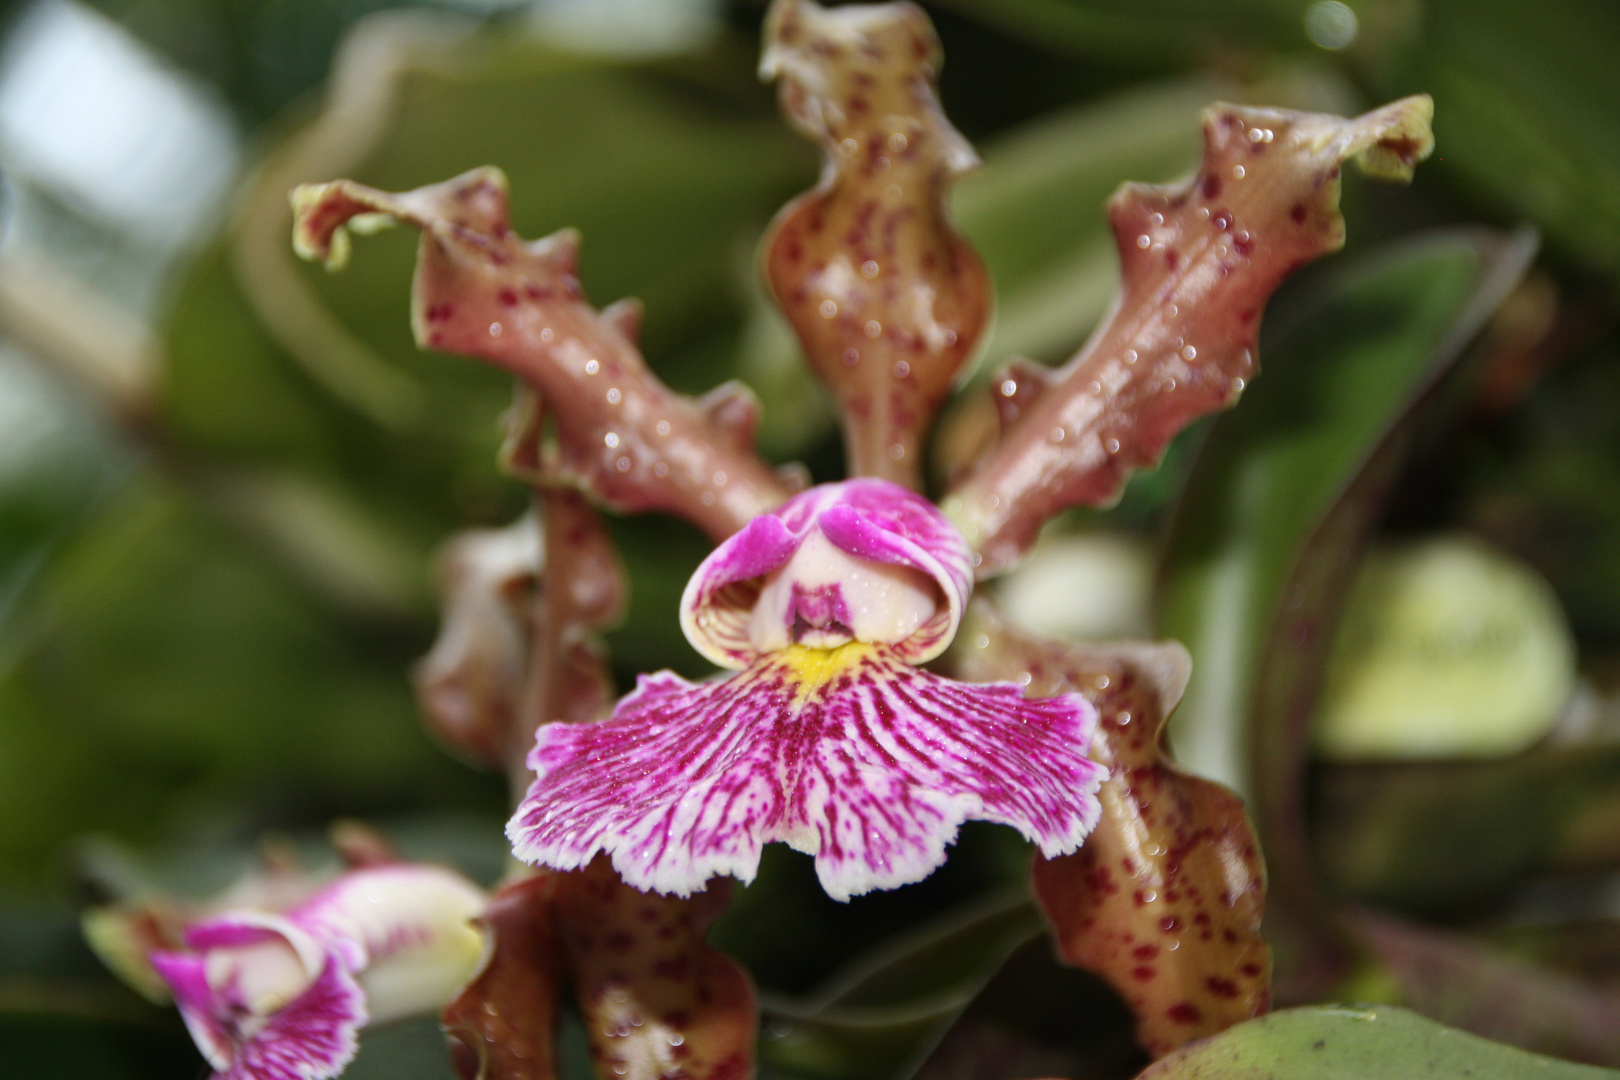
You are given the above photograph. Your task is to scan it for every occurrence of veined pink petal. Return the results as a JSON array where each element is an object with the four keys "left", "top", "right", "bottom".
[
  {"left": 149, "top": 865, "right": 486, "bottom": 1080},
  {"left": 681, "top": 479, "right": 972, "bottom": 668},
  {"left": 152, "top": 936, "right": 364, "bottom": 1080},
  {"left": 508, "top": 642, "right": 1104, "bottom": 901}
]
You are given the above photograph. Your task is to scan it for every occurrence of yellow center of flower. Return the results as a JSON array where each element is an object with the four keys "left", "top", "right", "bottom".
[{"left": 774, "top": 640, "right": 879, "bottom": 703}]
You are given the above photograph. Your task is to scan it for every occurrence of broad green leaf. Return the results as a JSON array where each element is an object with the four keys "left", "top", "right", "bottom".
[
  {"left": 1158, "top": 228, "right": 1536, "bottom": 798},
  {"left": 756, "top": 892, "right": 1044, "bottom": 1080},
  {"left": 1313, "top": 746, "right": 1620, "bottom": 915},
  {"left": 1156, "top": 227, "right": 1535, "bottom": 992},
  {"left": 1372, "top": 0, "right": 1620, "bottom": 275},
  {"left": 1138, "top": 1004, "right": 1620, "bottom": 1079}
]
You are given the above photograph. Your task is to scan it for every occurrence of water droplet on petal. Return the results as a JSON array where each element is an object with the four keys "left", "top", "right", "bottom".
[
  {"left": 1000, "top": 379, "right": 1018, "bottom": 396},
  {"left": 820, "top": 300, "right": 838, "bottom": 318},
  {"left": 489, "top": 322, "right": 502, "bottom": 337},
  {"left": 864, "top": 320, "right": 882, "bottom": 338},
  {"left": 861, "top": 260, "right": 880, "bottom": 278},
  {"left": 604, "top": 432, "right": 619, "bottom": 448},
  {"left": 585, "top": 359, "right": 600, "bottom": 375}
]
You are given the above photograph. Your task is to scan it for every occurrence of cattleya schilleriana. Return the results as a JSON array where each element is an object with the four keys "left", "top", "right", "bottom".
[
  {"left": 507, "top": 477, "right": 1106, "bottom": 900},
  {"left": 93, "top": 862, "right": 487, "bottom": 1080}
]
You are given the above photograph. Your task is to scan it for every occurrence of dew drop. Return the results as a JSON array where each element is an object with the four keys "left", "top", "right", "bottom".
[
  {"left": 892, "top": 360, "right": 910, "bottom": 378},
  {"left": 1136, "top": 234, "right": 1152, "bottom": 249},
  {"left": 540, "top": 327, "right": 554, "bottom": 343},
  {"left": 617, "top": 456, "right": 631, "bottom": 472},
  {"left": 942, "top": 329, "right": 958, "bottom": 346},
  {"left": 604, "top": 432, "right": 619, "bottom": 448},
  {"left": 864, "top": 320, "right": 882, "bottom": 338},
  {"left": 1000, "top": 379, "right": 1018, "bottom": 397},
  {"left": 843, "top": 348, "right": 860, "bottom": 366},
  {"left": 606, "top": 388, "right": 622, "bottom": 404},
  {"left": 712, "top": 471, "right": 727, "bottom": 486},
  {"left": 975, "top": 634, "right": 990, "bottom": 649},
  {"left": 820, "top": 300, "right": 838, "bottom": 319},
  {"left": 1248, "top": 127, "right": 1265, "bottom": 143},
  {"left": 1232, "top": 377, "right": 1246, "bottom": 392},
  {"left": 1124, "top": 349, "right": 1138, "bottom": 364},
  {"left": 888, "top": 443, "right": 906, "bottom": 460},
  {"left": 655, "top": 420, "right": 671, "bottom": 436},
  {"left": 860, "top": 259, "right": 881, "bottom": 280},
  {"left": 1105, "top": 437, "right": 1121, "bottom": 454},
  {"left": 1050, "top": 426, "right": 1066, "bottom": 442},
  {"left": 585, "top": 359, "right": 600, "bottom": 375},
  {"left": 489, "top": 322, "right": 503, "bottom": 337},
  {"left": 700, "top": 491, "right": 716, "bottom": 506},
  {"left": 888, "top": 131, "right": 908, "bottom": 152},
  {"left": 1166, "top": 304, "right": 1179, "bottom": 317},
  {"left": 1095, "top": 674, "right": 1111, "bottom": 689},
  {"left": 1149, "top": 211, "right": 1164, "bottom": 226},
  {"left": 886, "top": 183, "right": 903, "bottom": 199},
  {"left": 1181, "top": 345, "right": 1197, "bottom": 361},
  {"left": 1232, "top": 164, "right": 1246, "bottom": 180},
  {"left": 1119, "top": 711, "right": 1132, "bottom": 724},
  {"left": 1089, "top": 380, "right": 1102, "bottom": 395},
  {"left": 653, "top": 461, "right": 670, "bottom": 478},
  {"left": 669, "top": 1034, "right": 685, "bottom": 1047},
  {"left": 840, "top": 137, "right": 858, "bottom": 157},
  {"left": 1018, "top": 671, "right": 1033, "bottom": 686}
]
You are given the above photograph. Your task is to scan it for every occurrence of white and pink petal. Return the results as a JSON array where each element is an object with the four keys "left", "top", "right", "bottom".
[{"left": 508, "top": 643, "right": 1105, "bottom": 901}]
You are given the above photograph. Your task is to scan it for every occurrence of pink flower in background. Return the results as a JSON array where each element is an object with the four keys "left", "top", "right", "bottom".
[
  {"left": 148, "top": 864, "right": 487, "bottom": 1080},
  {"left": 508, "top": 478, "right": 1106, "bottom": 901}
]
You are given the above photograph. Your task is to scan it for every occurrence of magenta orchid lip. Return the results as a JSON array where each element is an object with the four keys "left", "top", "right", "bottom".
[{"left": 509, "top": 479, "right": 1106, "bottom": 901}]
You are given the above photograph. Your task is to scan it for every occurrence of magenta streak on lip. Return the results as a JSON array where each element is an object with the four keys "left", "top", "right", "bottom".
[{"left": 508, "top": 642, "right": 1105, "bottom": 901}]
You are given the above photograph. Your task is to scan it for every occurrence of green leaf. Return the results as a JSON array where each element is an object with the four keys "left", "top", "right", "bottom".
[
  {"left": 1158, "top": 228, "right": 1536, "bottom": 800},
  {"left": 1156, "top": 227, "right": 1535, "bottom": 989},
  {"left": 1313, "top": 746, "right": 1620, "bottom": 915},
  {"left": 757, "top": 893, "right": 1044, "bottom": 1080},
  {"left": 1138, "top": 1004, "right": 1620, "bottom": 1079}
]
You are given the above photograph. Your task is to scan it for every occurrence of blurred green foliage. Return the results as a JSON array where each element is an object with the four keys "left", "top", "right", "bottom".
[{"left": 3, "top": 0, "right": 1620, "bottom": 1077}]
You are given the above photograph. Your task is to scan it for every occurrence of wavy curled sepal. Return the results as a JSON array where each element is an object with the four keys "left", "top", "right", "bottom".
[
  {"left": 149, "top": 865, "right": 488, "bottom": 1080},
  {"left": 290, "top": 169, "right": 793, "bottom": 540},
  {"left": 682, "top": 478, "right": 972, "bottom": 668},
  {"left": 946, "top": 95, "right": 1435, "bottom": 574},
  {"left": 509, "top": 640, "right": 1104, "bottom": 901},
  {"left": 760, "top": 0, "right": 990, "bottom": 487},
  {"left": 555, "top": 860, "right": 757, "bottom": 1080},
  {"left": 952, "top": 603, "right": 1270, "bottom": 1056}
]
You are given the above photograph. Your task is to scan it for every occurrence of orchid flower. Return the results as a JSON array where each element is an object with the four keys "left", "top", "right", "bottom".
[
  {"left": 507, "top": 477, "right": 1107, "bottom": 901},
  {"left": 146, "top": 863, "right": 488, "bottom": 1080}
]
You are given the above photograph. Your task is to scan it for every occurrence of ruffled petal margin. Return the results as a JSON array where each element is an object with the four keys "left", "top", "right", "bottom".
[
  {"left": 151, "top": 948, "right": 366, "bottom": 1080},
  {"left": 508, "top": 643, "right": 1105, "bottom": 901}
]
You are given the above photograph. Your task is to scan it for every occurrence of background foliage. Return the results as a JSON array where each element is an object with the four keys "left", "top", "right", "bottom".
[{"left": 1, "top": 0, "right": 1619, "bottom": 1076}]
